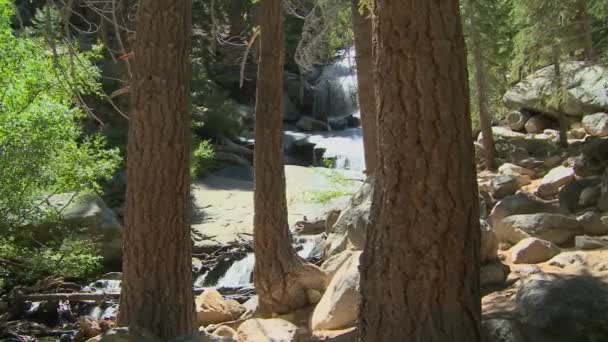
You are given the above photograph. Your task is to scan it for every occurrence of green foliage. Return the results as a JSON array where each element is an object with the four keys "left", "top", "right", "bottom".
[
  {"left": 0, "top": 1, "right": 119, "bottom": 286},
  {"left": 190, "top": 139, "right": 217, "bottom": 178},
  {"left": 462, "top": 0, "right": 515, "bottom": 127}
]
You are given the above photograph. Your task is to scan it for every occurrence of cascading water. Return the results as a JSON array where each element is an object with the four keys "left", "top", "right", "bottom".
[{"left": 312, "top": 47, "right": 359, "bottom": 122}]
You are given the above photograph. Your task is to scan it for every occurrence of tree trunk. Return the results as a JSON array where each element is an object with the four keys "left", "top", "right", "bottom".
[
  {"left": 552, "top": 46, "right": 569, "bottom": 148},
  {"left": 117, "top": 0, "right": 195, "bottom": 339},
  {"left": 359, "top": 1, "right": 481, "bottom": 341},
  {"left": 228, "top": 0, "right": 247, "bottom": 39},
  {"left": 253, "top": 0, "right": 327, "bottom": 315},
  {"left": 467, "top": 0, "right": 495, "bottom": 170},
  {"left": 351, "top": 0, "right": 377, "bottom": 175}
]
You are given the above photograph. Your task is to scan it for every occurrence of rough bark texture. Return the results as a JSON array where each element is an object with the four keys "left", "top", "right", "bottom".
[
  {"left": 117, "top": 0, "right": 195, "bottom": 339},
  {"left": 359, "top": 1, "right": 481, "bottom": 341},
  {"left": 552, "top": 46, "right": 569, "bottom": 148},
  {"left": 253, "top": 0, "right": 327, "bottom": 315},
  {"left": 467, "top": 0, "right": 495, "bottom": 170},
  {"left": 351, "top": 0, "right": 377, "bottom": 175}
]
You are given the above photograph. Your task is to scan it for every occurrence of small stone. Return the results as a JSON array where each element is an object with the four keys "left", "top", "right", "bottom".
[
  {"left": 195, "top": 289, "right": 246, "bottom": 326},
  {"left": 492, "top": 175, "right": 520, "bottom": 199},
  {"left": 237, "top": 318, "right": 298, "bottom": 342},
  {"left": 537, "top": 166, "right": 575, "bottom": 198},
  {"left": 212, "top": 326, "right": 237, "bottom": 339}
]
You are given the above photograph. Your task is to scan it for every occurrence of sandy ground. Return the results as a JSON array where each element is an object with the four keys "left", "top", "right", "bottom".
[{"left": 190, "top": 165, "right": 362, "bottom": 250}]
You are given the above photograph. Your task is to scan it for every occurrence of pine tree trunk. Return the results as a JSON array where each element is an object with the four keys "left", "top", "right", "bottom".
[
  {"left": 468, "top": 0, "right": 495, "bottom": 170},
  {"left": 552, "top": 46, "right": 569, "bottom": 148},
  {"left": 117, "top": 0, "right": 195, "bottom": 339},
  {"left": 359, "top": 1, "right": 481, "bottom": 341},
  {"left": 253, "top": 0, "right": 327, "bottom": 315},
  {"left": 351, "top": 0, "right": 377, "bottom": 175}
]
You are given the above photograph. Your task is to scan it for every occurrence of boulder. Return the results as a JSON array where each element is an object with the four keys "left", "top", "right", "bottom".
[
  {"left": 236, "top": 318, "right": 298, "bottom": 342},
  {"left": 506, "top": 110, "right": 531, "bottom": 131},
  {"left": 567, "top": 127, "right": 587, "bottom": 140},
  {"left": 497, "top": 213, "right": 582, "bottom": 245},
  {"left": 509, "top": 238, "right": 560, "bottom": 264},
  {"left": 516, "top": 273, "right": 608, "bottom": 341},
  {"left": 195, "top": 289, "right": 246, "bottom": 326},
  {"left": 558, "top": 178, "right": 601, "bottom": 213},
  {"left": 311, "top": 251, "right": 361, "bottom": 332},
  {"left": 576, "top": 210, "right": 608, "bottom": 236},
  {"left": 492, "top": 175, "right": 520, "bottom": 199},
  {"left": 488, "top": 193, "right": 564, "bottom": 233},
  {"left": 481, "top": 319, "right": 526, "bottom": 342},
  {"left": 41, "top": 192, "right": 122, "bottom": 263},
  {"left": 504, "top": 62, "right": 608, "bottom": 117},
  {"left": 212, "top": 326, "right": 237, "bottom": 340},
  {"left": 296, "top": 116, "right": 330, "bottom": 132},
  {"left": 548, "top": 252, "right": 587, "bottom": 269},
  {"left": 321, "top": 250, "right": 357, "bottom": 281},
  {"left": 481, "top": 220, "right": 499, "bottom": 264},
  {"left": 498, "top": 163, "right": 536, "bottom": 178},
  {"left": 537, "top": 166, "right": 575, "bottom": 198},
  {"left": 325, "top": 180, "right": 373, "bottom": 257},
  {"left": 481, "top": 262, "right": 510, "bottom": 287},
  {"left": 574, "top": 235, "right": 608, "bottom": 250},
  {"left": 524, "top": 115, "right": 551, "bottom": 134},
  {"left": 582, "top": 112, "right": 608, "bottom": 137}
]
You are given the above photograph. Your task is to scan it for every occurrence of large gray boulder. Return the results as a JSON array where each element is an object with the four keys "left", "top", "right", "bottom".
[
  {"left": 516, "top": 273, "right": 608, "bottom": 341},
  {"left": 582, "top": 112, "right": 608, "bottom": 137},
  {"left": 41, "top": 192, "right": 122, "bottom": 263},
  {"left": 504, "top": 62, "right": 608, "bottom": 117},
  {"left": 488, "top": 193, "right": 564, "bottom": 234},
  {"left": 497, "top": 213, "right": 582, "bottom": 245}
]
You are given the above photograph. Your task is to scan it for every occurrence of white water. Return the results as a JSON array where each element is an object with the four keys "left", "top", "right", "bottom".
[
  {"left": 88, "top": 304, "right": 118, "bottom": 319},
  {"left": 214, "top": 253, "right": 255, "bottom": 288},
  {"left": 313, "top": 47, "right": 359, "bottom": 120}
]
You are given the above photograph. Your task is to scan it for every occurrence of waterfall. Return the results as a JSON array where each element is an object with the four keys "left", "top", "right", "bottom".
[
  {"left": 213, "top": 253, "right": 255, "bottom": 288},
  {"left": 312, "top": 47, "right": 359, "bottom": 121}
]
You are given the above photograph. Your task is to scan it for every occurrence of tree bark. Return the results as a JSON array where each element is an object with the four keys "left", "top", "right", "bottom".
[
  {"left": 117, "top": 0, "right": 195, "bottom": 339},
  {"left": 253, "top": 0, "right": 327, "bottom": 315},
  {"left": 552, "top": 46, "right": 569, "bottom": 148},
  {"left": 351, "top": 0, "right": 377, "bottom": 175},
  {"left": 467, "top": 0, "right": 495, "bottom": 170},
  {"left": 359, "top": 1, "right": 481, "bottom": 341}
]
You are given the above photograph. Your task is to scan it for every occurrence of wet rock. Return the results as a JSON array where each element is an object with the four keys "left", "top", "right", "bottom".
[
  {"left": 311, "top": 251, "right": 361, "bottom": 332},
  {"left": 582, "top": 112, "right": 608, "bottom": 137},
  {"left": 537, "top": 166, "right": 575, "bottom": 198},
  {"left": 510, "top": 238, "right": 560, "bottom": 264},
  {"left": 195, "top": 289, "right": 246, "bottom": 326},
  {"left": 497, "top": 213, "right": 582, "bottom": 245},
  {"left": 237, "top": 318, "right": 298, "bottom": 342}
]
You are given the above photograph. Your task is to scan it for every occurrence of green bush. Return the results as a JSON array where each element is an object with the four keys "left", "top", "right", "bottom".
[
  {"left": 0, "top": 1, "right": 119, "bottom": 287},
  {"left": 190, "top": 139, "right": 217, "bottom": 178}
]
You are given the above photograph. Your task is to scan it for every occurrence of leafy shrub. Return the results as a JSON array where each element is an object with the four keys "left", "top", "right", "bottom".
[
  {"left": 190, "top": 139, "right": 217, "bottom": 178},
  {"left": 0, "top": 1, "right": 119, "bottom": 287}
]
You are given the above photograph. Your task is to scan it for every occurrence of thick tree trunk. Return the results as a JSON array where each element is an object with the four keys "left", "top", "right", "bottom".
[
  {"left": 467, "top": 0, "right": 495, "bottom": 170},
  {"left": 117, "top": 0, "right": 195, "bottom": 339},
  {"left": 253, "top": 0, "right": 327, "bottom": 315},
  {"left": 351, "top": 0, "right": 377, "bottom": 175},
  {"left": 359, "top": 1, "right": 481, "bottom": 341}
]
